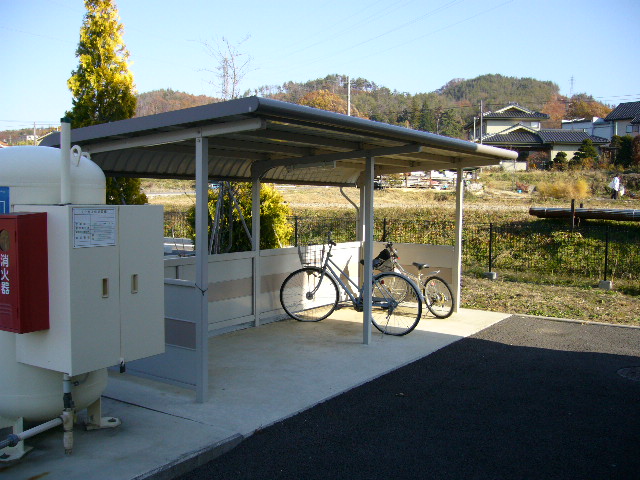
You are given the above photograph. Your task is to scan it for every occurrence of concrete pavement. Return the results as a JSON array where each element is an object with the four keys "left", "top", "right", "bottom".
[{"left": 1, "top": 308, "right": 509, "bottom": 480}]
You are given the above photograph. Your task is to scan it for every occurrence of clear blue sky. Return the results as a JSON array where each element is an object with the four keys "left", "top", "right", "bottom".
[{"left": 2, "top": 0, "right": 639, "bottom": 131}]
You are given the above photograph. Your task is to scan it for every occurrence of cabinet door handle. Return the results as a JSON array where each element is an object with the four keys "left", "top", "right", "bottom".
[
  {"left": 131, "top": 274, "right": 139, "bottom": 294},
  {"left": 102, "top": 278, "right": 109, "bottom": 298}
]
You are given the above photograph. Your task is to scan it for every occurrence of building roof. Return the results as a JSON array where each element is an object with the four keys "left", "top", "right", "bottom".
[
  {"left": 40, "top": 96, "right": 517, "bottom": 186},
  {"left": 604, "top": 101, "right": 640, "bottom": 124},
  {"left": 482, "top": 130, "right": 542, "bottom": 145},
  {"left": 538, "top": 130, "right": 609, "bottom": 144},
  {"left": 483, "top": 126, "right": 609, "bottom": 147},
  {"left": 482, "top": 104, "right": 549, "bottom": 120}
]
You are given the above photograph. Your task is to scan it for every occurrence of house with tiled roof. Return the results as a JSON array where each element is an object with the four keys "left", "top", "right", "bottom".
[
  {"left": 465, "top": 103, "right": 609, "bottom": 166},
  {"left": 604, "top": 101, "right": 640, "bottom": 137},
  {"left": 468, "top": 104, "right": 549, "bottom": 140}
]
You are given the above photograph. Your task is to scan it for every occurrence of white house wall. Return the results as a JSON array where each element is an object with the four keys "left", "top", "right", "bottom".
[
  {"left": 613, "top": 119, "right": 632, "bottom": 136},
  {"left": 485, "top": 120, "right": 519, "bottom": 135},
  {"left": 552, "top": 144, "right": 580, "bottom": 160}
]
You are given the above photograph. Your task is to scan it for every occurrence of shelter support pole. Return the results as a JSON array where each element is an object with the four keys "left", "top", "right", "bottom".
[
  {"left": 357, "top": 186, "right": 365, "bottom": 242},
  {"left": 251, "top": 173, "right": 261, "bottom": 327},
  {"left": 452, "top": 167, "right": 464, "bottom": 313},
  {"left": 195, "top": 135, "right": 209, "bottom": 402},
  {"left": 362, "top": 155, "right": 375, "bottom": 345}
]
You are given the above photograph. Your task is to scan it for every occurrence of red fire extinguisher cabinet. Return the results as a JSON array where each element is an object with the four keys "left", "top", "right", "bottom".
[{"left": 0, "top": 212, "right": 50, "bottom": 333}]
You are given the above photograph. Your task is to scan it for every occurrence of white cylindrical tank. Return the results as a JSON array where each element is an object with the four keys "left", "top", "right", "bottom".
[
  {"left": 0, "top": 145, "right": 105, "bottom": 206},
  {"left": 0, "top": 145, "right": 108, "bottom": 422},
  {"left": 0, "top": 338, "right": 108, "bottom": 421}
]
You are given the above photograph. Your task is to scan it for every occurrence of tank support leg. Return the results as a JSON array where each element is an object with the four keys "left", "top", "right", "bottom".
[
  {"left": 0, "top": 417, "right": 33, "bottom": 462},
  {"left": 84, "top": 398, "right": 121, "bottom": 431}
]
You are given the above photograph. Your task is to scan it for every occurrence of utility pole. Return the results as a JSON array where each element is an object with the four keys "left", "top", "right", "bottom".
[
  {"left": 33, "top": 122, "right": 37, "bottom": 145},
  {"left": 347, "top": 76, "right": 351, "bottom": 116},
  {"left": 479, "top": 100, "right": 484, "bottom": 144}
]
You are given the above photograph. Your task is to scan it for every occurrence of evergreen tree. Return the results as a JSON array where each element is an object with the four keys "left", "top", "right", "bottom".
[
  {"left": 570, "top": 138, "right": 599, "bottom": 169},
  {"left": 552, "top": 151, "right": 568, "bottom": 171},
  {"left": 613, "top": 135, "right": 634, "bottom": 168},
  {"left": 67, "top": 0, "right": 146, "bottom": 205}
]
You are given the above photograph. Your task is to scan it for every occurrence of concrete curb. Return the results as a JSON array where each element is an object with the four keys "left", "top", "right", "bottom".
[
  {"left": 133, "top": 433, "right": 244, "bottom": 480},
  {"left": 512, "top": 313, "right": 640, "bottom": 329}
]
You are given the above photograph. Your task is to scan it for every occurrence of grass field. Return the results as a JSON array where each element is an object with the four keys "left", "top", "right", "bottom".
[{"left": 146, "top": 170, "right": 640, "bottom": 326}]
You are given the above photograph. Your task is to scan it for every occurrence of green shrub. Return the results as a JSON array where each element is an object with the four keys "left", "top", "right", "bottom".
[{"left": 186, "top": 183, "right": 292, "bottom": 252}]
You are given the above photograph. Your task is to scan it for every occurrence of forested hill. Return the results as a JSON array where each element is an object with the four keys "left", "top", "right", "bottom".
[
  {"left": 111, "top": 75, "right": 612, "bottom": 143},
  {"left": 136, "top": 89, "right": 219, "bottom": 117},
  {"left": 436, "top": 74, "right": 560, "bottom": 112},
  {"left": 0, "top": 74, "right": 611, "bottom": 146},
  {"left": 0, "top": 74, "right": 612, "bottom": 145},
  {"left": 251, "top": 73, "right": 611, "bottom": 138}
]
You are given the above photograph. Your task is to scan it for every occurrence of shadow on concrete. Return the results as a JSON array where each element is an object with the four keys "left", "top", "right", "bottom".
[{"left": 177, "top": 316, "right": 640, "bottom": 480}]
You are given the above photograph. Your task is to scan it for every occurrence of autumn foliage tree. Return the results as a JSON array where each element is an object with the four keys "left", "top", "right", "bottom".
[
  {"left": 565, "top": 93, "right": 612, "bottom": 120},
  {"left": 299, "top": 89, "right": 361, "bottom": 117},
  {"left": 67, "top": 0, "right": 146, "bottom": 205}
]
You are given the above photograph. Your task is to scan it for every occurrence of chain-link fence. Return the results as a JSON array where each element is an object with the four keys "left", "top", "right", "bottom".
[
  {"left": 164, "top": 210, "right": 639, "bottom": 286},
  {"left": 286, "top": 215, "right": 640, "bottom": 286},
  {"left": 164, "top": 209, "right": 191, "bottom": 238}
]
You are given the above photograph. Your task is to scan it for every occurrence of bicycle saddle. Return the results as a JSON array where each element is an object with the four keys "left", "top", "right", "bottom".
[{"left": 412, "top": 262, "right": 430, "bottom": 270}]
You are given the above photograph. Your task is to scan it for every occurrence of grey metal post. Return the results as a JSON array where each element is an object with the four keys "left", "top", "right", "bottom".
[
  {"left": 452, "top": 167, "right": 464, "bottom": 312},
  {"left": 362, "top": 155, "right": 375, "bottom": 345},
  {"left": 195, "top": 135, "right": 209, "bottom": 402},
  {"left": 252, "top": 173, "right": 261, "bottom": 327}
]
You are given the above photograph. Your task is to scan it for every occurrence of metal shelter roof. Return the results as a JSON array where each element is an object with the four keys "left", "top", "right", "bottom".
[{"left": 41, "top": 96, "right": 517, "bottom": 184}]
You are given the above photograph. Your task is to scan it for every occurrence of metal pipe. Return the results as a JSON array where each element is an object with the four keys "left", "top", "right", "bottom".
[
  {"left": 0, "top": 417, "right": 63, "bottom": 450},
  {"left": 60, "top": 118, "right": 72, "bottom": 204}
]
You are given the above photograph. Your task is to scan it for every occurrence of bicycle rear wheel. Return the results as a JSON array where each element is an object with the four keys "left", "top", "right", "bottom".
[
  {"left": 371, "top": 272, "right": 422, "bottom": 336},
  {"left": 423, "top": 276, "right": 454, "bottom": 318},
  {"left": 280, "top": 267, "right": 339, "bottom": 322}
]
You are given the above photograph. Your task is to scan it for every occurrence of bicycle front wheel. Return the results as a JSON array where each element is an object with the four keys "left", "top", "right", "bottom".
[
  {"left": 371, "top": 272, "right": 422, "bottom": 336},
  {"left": 280, "top": 267, "right": 339, "bottom": 322},
  {"left": 423, "top": 276, "right": 454, "bottom": 319}
]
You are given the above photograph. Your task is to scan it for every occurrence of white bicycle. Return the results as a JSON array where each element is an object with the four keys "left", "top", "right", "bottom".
[{"left": 372, "top": 242, "right": 455, "bottom": 319}]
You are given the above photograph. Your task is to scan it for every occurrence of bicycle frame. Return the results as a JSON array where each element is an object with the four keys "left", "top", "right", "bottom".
[
  {"left": 318, "top": 244, "right": 364, "bottom": 309},
  {"left": 309, "top": 240, "right": 411, "bottom": 312},
  {"left": 381, "top": 243, "right": 440, "bottom": 287}
]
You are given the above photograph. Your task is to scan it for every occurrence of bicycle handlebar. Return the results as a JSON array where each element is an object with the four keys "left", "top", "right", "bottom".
[{"left": 327, "top": 231, "right": 336, "bottom": 246}]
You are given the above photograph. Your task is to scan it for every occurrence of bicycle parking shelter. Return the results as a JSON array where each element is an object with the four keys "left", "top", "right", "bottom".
[{"left": 42, "top": 97, "right": 517, "bottom": 401}]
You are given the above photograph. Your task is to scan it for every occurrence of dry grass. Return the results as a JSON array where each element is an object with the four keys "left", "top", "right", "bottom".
[
  {"left": 146, "top": 175, "right": 640, "bottom": 325},
  {"left": 461, "top": 276, "right": 640, "bottom": 326},
  {"left": 536, "top": 178, "right": 590, "bottom": 199}
]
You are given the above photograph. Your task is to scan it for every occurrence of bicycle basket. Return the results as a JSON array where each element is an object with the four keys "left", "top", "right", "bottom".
[
  {"left": 297, "top": 243, "right": 325, "bottom": 267},
  {"left": 373, "top": 247, "right": 394, "bottom": 272}
]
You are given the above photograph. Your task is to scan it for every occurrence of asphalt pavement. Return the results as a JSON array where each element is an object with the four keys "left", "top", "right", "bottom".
[{"left": 175, "top": 315, "right": 640, "bottom": 480}]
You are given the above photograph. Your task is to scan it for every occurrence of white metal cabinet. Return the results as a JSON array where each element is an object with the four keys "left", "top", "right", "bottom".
[
  {"left": 15, "top": 205, "right": 164, "bottom": 375},
  {"left": 118, "top": 205, "right": 164, "bottom": 363}
]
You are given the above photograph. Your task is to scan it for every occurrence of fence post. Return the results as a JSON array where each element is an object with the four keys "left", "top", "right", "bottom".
[
  {"left": 599, "top": 225, "right": 612, "bottom": 290},
  {"left": 294, "top": 216, "right": 299, "bottom": 247},
  {"left": 484, "top": 223, "right": 497, "bottom": 280}
]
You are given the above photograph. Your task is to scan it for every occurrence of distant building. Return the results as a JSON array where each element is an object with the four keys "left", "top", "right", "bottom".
[
  {"left": 604, "top": 101, "right": 640, "bottom": 137},
  {"left": 465, "top": 104, "right": 609, "bottom": 165},
  {"left": 561, "top": 117, "right": 611, "bottom": 140}
]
